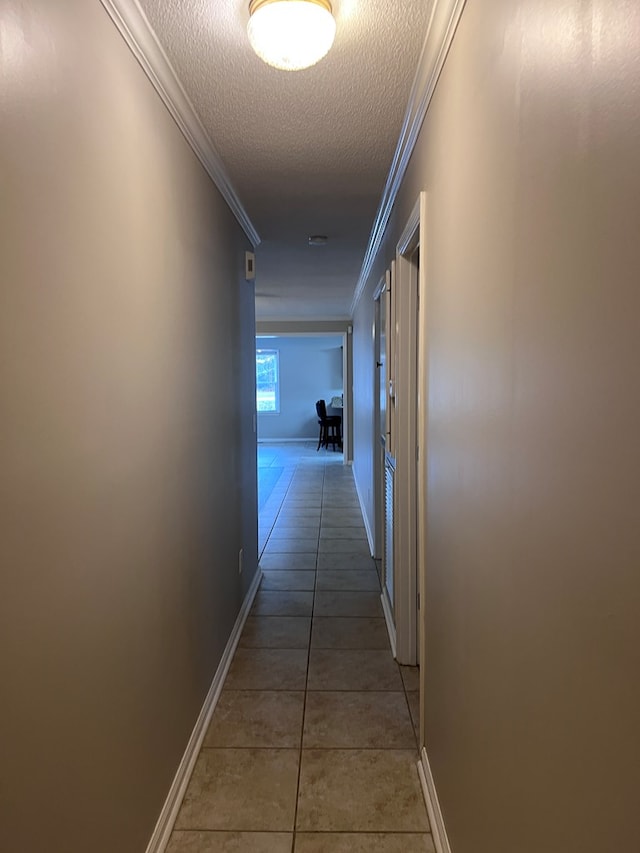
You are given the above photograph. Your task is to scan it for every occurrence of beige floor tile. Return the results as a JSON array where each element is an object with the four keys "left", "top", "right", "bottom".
[
  {"left": 225, "top": 648, "right": 308, "bottom": 690},
  {"left": 313, "top": 591, "right": 383, "bottom": 618},
  {"left": 204, "top": 691, "right": 304, "bottom": 748},
  {"left": 307, "top": 649, "right": 402, "bottom": 691},
  {"left": 400, "top": 665, "right": 420, "bottom": 692},
  {"left": 294, "top": 833, "right": 435, "bottom": 852},
  {"left": 263, "top": 539, "right": 319, "bottom": 554},
  {"left": 315, "top": 571, "right": 380, "bottom": 592},
  {"left": 252, "top": 591, "right": 314, "bottom": 616},
  {"left": 276, "top": 509, "right": 322, "bottom": 522},
  {"left": 261, "top": 571, "right": 316, "bottom": 591},
  {"left": 241, "top": 616, "right": 311, "bottom": 649},
  {"left": 316, "top": 554, "right": 376, "bottom": 571},
  {"left": 259, "top": 554, "right": 317, "bottom": 571},
  {"left": 175, "top": 749, "right": 299, "bottom": 831},
  {"left": 296, "top": 750, "right": 429, "bottom": 832},
  {"left": 303, "top": 691, "right": 416, "bottom": 748},
  {"left": 167, "top": 831, "right": 293, "bottom": 853},
  {"left": 321, "top": 512, "right": 365, "bottom": 526},
  {"left": 318, "top": 539, "right": 370, "bottom": 555},
  {"left": 319, "top": 527, "right": 367, "bottom": 540},
  {"left": 322, "top": 500, "right": 364, "bottom": 527},
  {"left": 270, "top": 526, "right": 320, "bottom": 539},
  {"left": 311, "top": 617, "right": 389, "bottom": 650}
]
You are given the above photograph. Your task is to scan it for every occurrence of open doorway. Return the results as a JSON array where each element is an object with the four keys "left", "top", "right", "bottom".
[
  {"left": 255, "top": 331, "right": 350, "bottom": 553},
  {"left": 255, "top": 334, "right": 345, "bottom": 445}
]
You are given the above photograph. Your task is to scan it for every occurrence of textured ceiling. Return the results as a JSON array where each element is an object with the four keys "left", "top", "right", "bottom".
[{"left": 137, "top": 0, "right": 434, "bottom": 319}]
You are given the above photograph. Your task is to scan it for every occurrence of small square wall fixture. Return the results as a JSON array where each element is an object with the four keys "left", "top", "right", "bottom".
[{"left": 247, "top": 0, "right": 336, "bottom": 71}]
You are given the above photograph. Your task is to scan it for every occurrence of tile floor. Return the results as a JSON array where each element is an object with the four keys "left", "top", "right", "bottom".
[{"left": 167, "top": 443, "right": 432, "bottom": 853}]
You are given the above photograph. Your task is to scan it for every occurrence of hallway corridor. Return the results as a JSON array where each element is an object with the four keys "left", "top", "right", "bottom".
[{"left": 166, "top": 444, "right": 432, "bottom": 852}]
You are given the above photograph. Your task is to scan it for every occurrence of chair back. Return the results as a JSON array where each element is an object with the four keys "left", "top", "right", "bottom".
[{"left": 315, "top": 399, "right": 328, "bottom": 420}]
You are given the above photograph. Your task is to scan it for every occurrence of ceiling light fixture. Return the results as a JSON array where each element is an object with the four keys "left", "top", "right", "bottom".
[{"left": 247, "top": 0, "right": 336, "bottom": 72}]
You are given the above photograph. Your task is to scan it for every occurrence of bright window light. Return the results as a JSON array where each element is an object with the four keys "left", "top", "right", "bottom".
[{"left": 256, "top": 349, "right": 280, "bottom": 413}]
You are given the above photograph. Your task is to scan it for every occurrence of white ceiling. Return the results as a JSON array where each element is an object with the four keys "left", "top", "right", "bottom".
[{"left": 137, "top": 0, "right": 435, "bottom": 320}]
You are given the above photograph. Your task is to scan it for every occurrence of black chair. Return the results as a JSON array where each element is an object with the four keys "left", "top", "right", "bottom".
[{"left": 316, "top": 399, "right": 342, "bottom": 451}]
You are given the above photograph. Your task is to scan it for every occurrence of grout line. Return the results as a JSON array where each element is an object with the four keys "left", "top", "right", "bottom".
[
  {"left": 253, "top": 446, "right": 426, "bottom": 842},
  {"left": 290, "top": 452, "right": 324, "bottom": 848}
]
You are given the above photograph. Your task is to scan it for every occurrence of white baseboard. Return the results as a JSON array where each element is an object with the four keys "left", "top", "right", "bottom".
[
  {"left": 418, "top": 746, "right": 453, "bottom": 853},
  {"left": 381, "top": 586, "right": 397, "bottom": 658},
  {"left": 257, "top": 437, "right": 316, "bottom": 443},
  {"left": 145, "top": 567, "right": 263, "bottom": 853},
  {"left": 353, "top": 468, "right": 375, "bottom": 556}
]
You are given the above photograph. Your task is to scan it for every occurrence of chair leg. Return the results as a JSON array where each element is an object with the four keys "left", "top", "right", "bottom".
[{"left": 317, "top": 423, "right": 324, "bottom": 451}]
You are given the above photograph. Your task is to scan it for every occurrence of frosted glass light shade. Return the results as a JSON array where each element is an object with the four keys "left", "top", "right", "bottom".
[{"left": 247, "top": 0, "right": 336, "bottom": 71}]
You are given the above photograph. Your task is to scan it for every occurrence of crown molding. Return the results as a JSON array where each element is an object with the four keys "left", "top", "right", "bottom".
[
  {"left": 350, "top": 0, "right": 467, "bottom": 315},
  {"left": 99, "top": 0, "right": 261, "bottom": 248}
]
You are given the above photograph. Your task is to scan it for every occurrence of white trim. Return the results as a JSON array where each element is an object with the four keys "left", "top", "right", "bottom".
[
  {"left": 418, "top": 747, "right": 453, "bottom": 853},
  {"left": 372, "top": 277, "right": 387, "bottom": 560},
  {"left": 372, "top": 277, "right": 387, "bottom": 301},
  {"left": 381, "top": 586, "right": 397, "bottom": 659},
  {"left": 397, "top": 196, "right": 422, "bottom": 255},
  {"left": 387, "top": 261, "right": 397, "bottom": 460},
  {"left": 393, "top": 194, "right": 424, "bottom": 666},
  {"left": 353, "top": 467, "right": 375, "bottom": 557},
  {"left": 145, "top": 568, "right": 263, "bottom": 853},
  {"left": 257, "top": 437, "right": 317, "bottom": 443},
  {"left": 416, "top": 191, "right": 429, "bottom": 697},
  {"left": 98, "top": 0, "right": 260, "bottom": 248},
  {"left": 350, "top": 0, "right": 467, "bottom": 313},
  {"left": 256, "top": 326, "right": 352, "bottom": 336}
]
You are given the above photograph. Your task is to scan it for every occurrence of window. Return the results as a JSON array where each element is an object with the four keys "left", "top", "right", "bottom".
[{"left": 256, "top": 349, "right": 280, "bottom": 412}]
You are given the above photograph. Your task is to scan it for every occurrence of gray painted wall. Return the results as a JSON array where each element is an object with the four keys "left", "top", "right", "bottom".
[
  {"left": 0, "top": 2, "right": 257, "bottom": 851},
  {"left": 352, "top": 1, "right": 640, "bottom": 851},
  {"left": 257, "top": 336, "right": 343, "bottom": 440}
]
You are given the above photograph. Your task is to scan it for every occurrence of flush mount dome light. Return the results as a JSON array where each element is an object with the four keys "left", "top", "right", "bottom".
[{"left": 247, "top": 0, "right": 336, "bottom": 71}]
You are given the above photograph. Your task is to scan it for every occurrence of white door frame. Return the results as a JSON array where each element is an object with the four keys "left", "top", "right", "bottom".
[
  {"left": 394, "top": 193, "right": 428, "bottom": 670},
  {"left": 372, "top": 277, "right": 387, "bottom": 560},
  {"left": 374, "top": 272, "right": 398, "bottom": 655}
]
